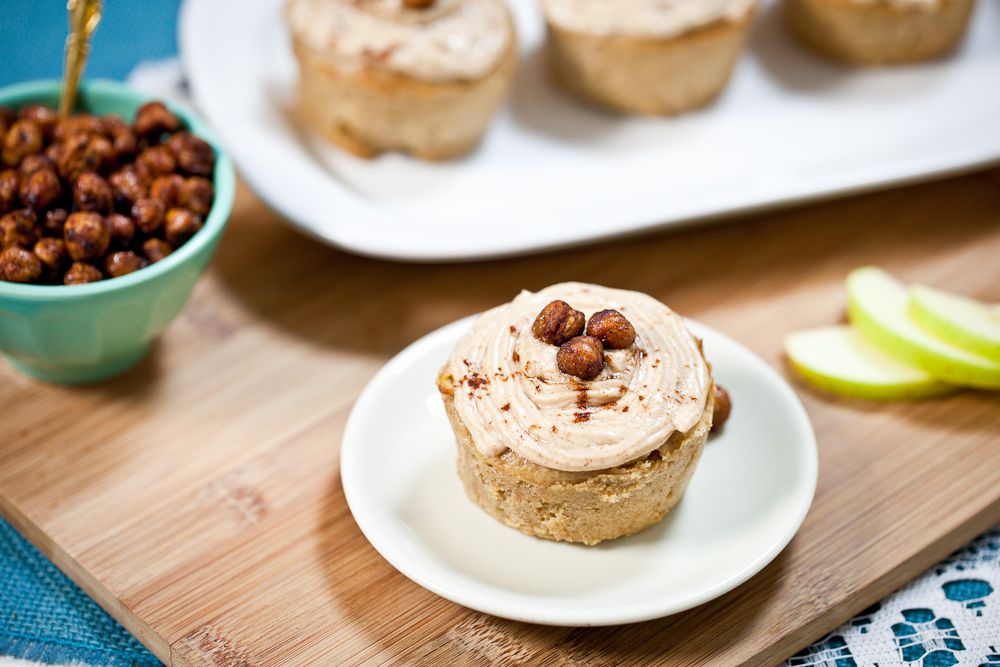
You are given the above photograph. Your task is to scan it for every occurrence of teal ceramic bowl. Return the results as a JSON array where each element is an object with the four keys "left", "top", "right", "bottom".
[{"left": 0, "top": 80, "right": 235, "bottom": 383}]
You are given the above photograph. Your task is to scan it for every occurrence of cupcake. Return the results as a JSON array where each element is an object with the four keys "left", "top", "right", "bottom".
[
  {"left": 540, "top": 0, "right": 757, "bottom": 115},
  {"left": 436, "top": 283, "right": 715, "bottom": 545},
  {"left": 285, "top": 0, "right": 517, "bottom": 160},
  {"left": 785, "top": 0, "right": 976, "bottom": 65}
]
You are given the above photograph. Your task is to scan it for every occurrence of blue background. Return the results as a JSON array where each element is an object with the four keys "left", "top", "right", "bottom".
[{"left": 0, "top": 0, "right": 182, "bottom": 88}]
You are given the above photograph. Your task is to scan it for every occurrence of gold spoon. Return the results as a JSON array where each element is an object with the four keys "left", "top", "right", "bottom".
[{"left": 59, "top": 0, "right": 103, "bottom": 118}]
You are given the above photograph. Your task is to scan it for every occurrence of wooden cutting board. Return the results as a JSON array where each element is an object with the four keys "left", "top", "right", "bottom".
[{"left": 2, "top": 170, "right": 1000, "bottom": 667}]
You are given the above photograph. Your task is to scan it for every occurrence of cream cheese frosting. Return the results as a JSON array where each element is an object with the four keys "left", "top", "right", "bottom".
[
  {"left": 446, "top": 283, "right": 711, "bottom": 472},
  {"left": 285, "top": 0, "right": 513, "bottom": 82},
  {"left": 541, "top": 0, "right": 757, "bottom": 39}
]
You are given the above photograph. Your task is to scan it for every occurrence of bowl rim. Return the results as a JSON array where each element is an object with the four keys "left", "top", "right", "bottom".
[{"left": 0, "top": 78, "right": 236, "bottom": 302}]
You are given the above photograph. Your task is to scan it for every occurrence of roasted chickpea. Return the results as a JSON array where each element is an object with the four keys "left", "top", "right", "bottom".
[
  {"left": 43, "top": 208, "right": 69, "bottom": 237},
  {"left": 3, "top": 120, "right": 44, "bottom": 167},
  {"left": 106, "top": 213, "right": 135, "bottom": 248},
  {"left": 33, "top": 237, "right": 68, "bottom": 283},
  {"left": 130, "top": 197, "right": 164, "bottom": 234},
  {"left": 18, "top": 104, "right": 59, "bottom": 139},
  {"left": 149, "top": 173, "right": 185, "bottom": 209},
  {"left": 63, "top": 261, "right": 103, "bottom": 285},
  {"left": 56, "top": 133, "right": 115, "bottom": 181},
  {"left": 141, "top": 237, "right": 172, "bottom": 263},
  {"left": 19, "top": 168, "right": 63, "bottom": 212},
  {"left": 132, "top": 101, "right": 182, "bottom": 139},
  {"left": 711, "top": 385, "right": 732, "bottom": 432},
  {"left": 0, "top": 107, "right": 14, "bottom": 137},
  {"left": 104, "top": 250, "right": 148, "bottom": 278},
  {"left": 0, "top": 208, "right": 40, "bottom": 250},
  {"left": 166, "top": 131, "right": 215, "bottom": 177},
  {"left": 0, "top": 169, "right": 20, "bottom": 214},
  {"left": 532, "top": 300, "right": 586, "bottom": 346},
  {"left": 63, "top": 211, "right": 109, "bottom": 261},
  {"left": 73, "top": 172, "right": 114, "bottom": 213},
  {"left": 18, "top": 153, "right": 56, "bottom": 175},
  {"left": 100, "top": 114, "right": 137, "bottom": 159},
  {"left": 0, "top": 245, "right": 42, "bottom": 283},
  {"left": 556, "top": 336, "right": 606, "bottom": 381},
  {"left": 180, "top": 176, "right": 213, "bottom": 217},
  {"left": 586, "top": 309, "right": 636, "bottom": 349},
  {"left": 135, "top": 145, "right": 177, "bottom": 182},
  {"left": 53, "top": 113, "right": 104, "bottom": 142},
  {"left": 164, "top": 208, "right": 202, "bottom": 248},
  {"left": 108, "top": 166, "right": 147, "bottom": 208}
]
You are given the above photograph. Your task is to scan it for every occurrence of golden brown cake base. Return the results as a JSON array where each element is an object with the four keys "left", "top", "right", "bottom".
[
  {"left": 546, "top": 13, "right": 754, "bottom": 116},
  {"left": 786, "top": 0, "right": 975, "bottom": 64},
  {"left": 437, "top": 368, "right": 714, "bottom": 545},
  {"left": 291, "top": 37, "right": 517, "bottom": 160}
]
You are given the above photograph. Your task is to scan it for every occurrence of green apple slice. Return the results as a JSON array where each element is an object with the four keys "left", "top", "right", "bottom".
[
  {"left": 784, "top": 325, "right": 955, "bottom": 400},
  {"left": 908, "top": 284, "right": 1000, "bottom": 363},
  {"left": 847, "top": 267, "right": 1000, "bottom": 389}
]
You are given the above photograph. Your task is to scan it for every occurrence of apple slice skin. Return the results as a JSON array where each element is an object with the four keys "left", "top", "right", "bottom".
[
  {"left": 908, "top": 284, "right": 1000, "bottom": 363},
  {"left": 847, "top": 267, "right": 1000, "bottom": 389},
  {"left": 784, "top": 325, "right": 956, "bottom": 400}
]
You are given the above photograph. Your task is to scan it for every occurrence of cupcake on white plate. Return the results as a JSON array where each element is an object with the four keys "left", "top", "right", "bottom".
[
  {"left": 786, "top": 0, "right": 976, "bottom": 65},
  {"left": 285, "top": 0, "right": 517, "bottom": 159},
  {"left": 541, "top": 0, "right": 758, "bottom": 115}
]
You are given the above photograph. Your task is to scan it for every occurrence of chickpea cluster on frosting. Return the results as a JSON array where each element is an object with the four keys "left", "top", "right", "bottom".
[
  {"left": 531, "top": 299, "right": 637, "bottom": 381},
  {"left": 0, "top": 100, "right": 216, "bottom": 286}
]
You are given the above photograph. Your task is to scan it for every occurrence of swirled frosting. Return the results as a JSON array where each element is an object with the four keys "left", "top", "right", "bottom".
[
  {"left": 446, "top": 283, "right": 711, "bottom": 472},
  {"left": 285, "top": 0, "right": 513, "bottom": 82},
  {"left": 541, "top": 0, "right": 756, "bottom": 39}
]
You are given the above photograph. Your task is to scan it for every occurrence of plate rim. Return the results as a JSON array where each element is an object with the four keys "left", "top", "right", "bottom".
[{"left": 340, "top": 315, "right": 818, "bottom": 626}]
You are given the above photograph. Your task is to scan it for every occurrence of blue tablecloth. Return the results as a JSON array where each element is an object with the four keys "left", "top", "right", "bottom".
[{"left": 2, "top": 2, "right": 999, "bottom": 666}]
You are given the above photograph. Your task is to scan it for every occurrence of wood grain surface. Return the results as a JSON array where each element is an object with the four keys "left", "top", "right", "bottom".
[{"left": 2, "top": 168, "right": 1000, "bottom": 667}]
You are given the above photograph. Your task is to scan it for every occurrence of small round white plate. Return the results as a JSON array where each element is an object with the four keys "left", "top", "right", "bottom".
[{"left": 341, "top": 316, "right": 817, "bottom": 626}]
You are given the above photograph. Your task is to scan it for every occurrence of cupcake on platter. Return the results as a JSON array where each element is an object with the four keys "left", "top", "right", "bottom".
[
  {"left": 285, "top": 0, "right": 517, "bottom": 159},
  {"left": 540, "top": 0, "right": 758, "bottom": 115}
]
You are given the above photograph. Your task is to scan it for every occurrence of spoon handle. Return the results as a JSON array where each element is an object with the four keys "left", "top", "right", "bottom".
[{"left": 59, "top": 0, "right": 103, "bottom": 118}]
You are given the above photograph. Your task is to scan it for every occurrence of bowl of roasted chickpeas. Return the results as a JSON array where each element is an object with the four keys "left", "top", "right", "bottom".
[{"left": 0, "top": 79, "right": 235, "bottom": 383}]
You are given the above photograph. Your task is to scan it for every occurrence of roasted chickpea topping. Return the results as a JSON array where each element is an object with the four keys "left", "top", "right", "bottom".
[
  {"left": 132, "top": 101, "right": 182, "bottom": 139},
  {"left": 19, "top": 168, "right": 63, "bottom": 211},
  {"left": 0, "top": 246, "right": 42, "bottom": 283},
  {"left": 0, "top": 102, "right": 215, "bottom": 285},
  {"left": 131, "top": 197, "right": 165, "bottom": 234},
  {"left": 3, "top": 120, "right": 44, "bottom": 167},
  {"left": 164, "top": 208, "right": 203, "bottom": 248},
  {"left": 557, "top": 335, "right": 606, "bottom": 381},
  {"left": 403, "top": 0, "right": 435, "bottom": 7},
  {"left": 711, "top": 385, "right": 732, "bottom": 432},
  {"left": 0, "top": 209, "right": 40, "bottom": 250},
  {"left": 64, "top": 211, "right": 110, "bottom": 262},
  {"left": 141, "top": 238, "right": 172, "bottom": 263},
  {"left": 586, "top": 309, "right": 636, "bottom": 349},
  {"left": 63, "top": 261, "right": 103, "bottom": 285},
  {"left": 72, "top": 172, "right": 114, "bottom": 213},
  {"left": 532, "top": 300, "right": 586, "bottom": 346},
  {"left": 105, "top": 250, "right": 148, "bottom": 278}
]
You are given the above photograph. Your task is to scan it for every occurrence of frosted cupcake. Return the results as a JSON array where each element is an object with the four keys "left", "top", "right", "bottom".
[
  {"left": 285, "top": 0, "right": 517, "bottom": 159},
  {"left": 436, "top": 282, "right": 715, "bottom": 545},
  {"left": 541, "top": 0, "right": 757, "bottom": 115}
]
